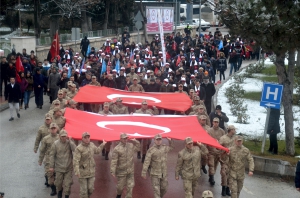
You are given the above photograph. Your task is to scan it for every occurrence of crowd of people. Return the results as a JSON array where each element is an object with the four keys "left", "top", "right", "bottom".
[{"left": 0, "top": 27, "right": 260, "bottom": 198}]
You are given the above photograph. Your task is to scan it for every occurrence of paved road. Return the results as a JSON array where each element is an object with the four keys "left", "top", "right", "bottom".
[{"left": 0, "top": 95, "right": 299, "bottom": 198}]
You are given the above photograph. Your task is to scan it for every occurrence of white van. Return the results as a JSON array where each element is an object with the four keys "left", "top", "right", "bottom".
[
  {"left": 192, "top": 18, "right": 211, "bottom": 31},
  {"left": 180, "top": 3, "right": 217, "bottom": 25}
]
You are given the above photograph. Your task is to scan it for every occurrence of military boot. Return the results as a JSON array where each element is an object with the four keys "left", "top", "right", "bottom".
[
  {"left": 105, "top": 151, "right": 109, "bottom": 160},
  {"left": 45, "top": 176, "right": 50, "bottom": 187},
  {"left": 50, "top": 185, "right": 57, "bottom": 196},
  {"left": 57, "top": 190, "right": 63, "bottom": 198},
  {"left": 221, "top": 186, "right": 226, "bottom": 196},
  {"left": 137, "top": 151, "right": 141, "bottom": 159},
  {"left": 116, "top": 195, "right": 121, "bottom": 198},
  {"left": 201, "top": 165, "right": 207, "bottom": 174},
  {"left": 208, "top": 175, "right": 215, "bottom": 186},
  {"left": 141, "top": 154, "right": 146, "bottom": 163},
  {"left": 226, "top": 186, "right": 231, "bottom": 196},
  {"left": 102, "top": 149, "right": 105, "bottom": 156}
]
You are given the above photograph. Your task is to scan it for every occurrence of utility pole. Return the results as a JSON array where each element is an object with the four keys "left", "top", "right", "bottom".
[
  {"left": 198, "top": 0, "right": 201, "bottom": 36},
  {"left": 19, "top": 0, "right": 22, "bottom": 36}
]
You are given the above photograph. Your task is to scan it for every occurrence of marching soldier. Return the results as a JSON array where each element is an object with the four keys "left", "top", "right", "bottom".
[
  {"left": 142, "top": 134, "right": 174, "bottom": 198},
  {"left": 193, "top": 105, "right": 211, "bottom": 126},
  {"left": 128, "top": 77, "right": 144, "bottom": 92},
  {"left": 73, "top": 132, "right": 107, "bottom": 198},
  {"left": 198, "top": 114, "right": 210, "bottom": 174},
  {"left": 52, "top": 107, "right": 66, "bottom": 130},
  {"left": 175, "top": 137, "right": 208, "bottom": 198},
  {"left": 56, "top": 90, "right": 68, "bottom": 109},
  {"left": 49, "top": 129, "right": 76, "bottom": 198},
  {"left": 110, "top": 133, "right": 140, "bottom": 198},
  {"left": 66, "top": 84, "right": 78, "bottom": 99},
  {"left": 228, "top": 135, "right": 254, "bottom": 198},
  {"left": 110, "top": 98, "right": 129, "bottom": 114},
  {"left": 38, "top": 123, "right": 60, "bottom": 196},
  {"left": 207, "top": 117, "right": 225, "bottom": 185},
  {"left": 219, "top": 125, "right": 236, "bottom": 196},
  {"left": 135, "top": 100, "right": 159, "bottom": 162}
]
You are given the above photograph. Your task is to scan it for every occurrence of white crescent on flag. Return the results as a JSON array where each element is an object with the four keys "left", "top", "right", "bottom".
[{"left": 107, "top": 94, "right": 161, "bottom": 103}]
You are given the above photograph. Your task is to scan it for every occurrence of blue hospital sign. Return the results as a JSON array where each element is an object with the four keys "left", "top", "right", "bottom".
[{"left": 260, "top": 83, "right": 283, "bottom": 109}]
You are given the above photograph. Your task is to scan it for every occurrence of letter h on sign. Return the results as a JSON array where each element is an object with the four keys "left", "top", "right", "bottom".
[{"left": 260, "top": 83, "right": 283, "bottom": 109}]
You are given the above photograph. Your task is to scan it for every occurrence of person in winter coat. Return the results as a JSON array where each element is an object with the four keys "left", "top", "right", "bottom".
[
  {"left": 5, "top": 76, "right": 21, "bottom": 121},
  {"left": 217, "top": 52, "right": 227, "bottom": 82},
  {"left": 229, "top": 49, "right": 238, "bottom": 76},
  {"left": 18, "top": 72, "right": 28, "bottom": 109},
  {"left": 295, "top": 160, "right": 300, "bottom": 191},
  {"left": 33, "top": 68, "right": 45, "bottom": 109},
  {"left": 201, "top": 77, "right": 216, "bottom": 115},
  {"left": 24, "top": 71, "right": 33, "bottom": 109},
  {"left": 267, "top": 108, "right": 280, "bottom": 155}
]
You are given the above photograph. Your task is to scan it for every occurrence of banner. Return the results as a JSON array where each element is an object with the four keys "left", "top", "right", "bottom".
[
  {"left": 73, "top": 86, "right": 192, "bottom": 112},
  {"left": 64, "top": 108, "right": 228, "bottom": 152},
  {"left": 146, "top": 7, "right": 174, "bottom": 33},
  {"left": 157, "top": 9, "right": 166, "bottom": 65}
]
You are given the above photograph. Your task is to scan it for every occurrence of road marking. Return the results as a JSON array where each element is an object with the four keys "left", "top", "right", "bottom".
[{"left": 243, "top": 186, "right": 255, "bottom": 195}]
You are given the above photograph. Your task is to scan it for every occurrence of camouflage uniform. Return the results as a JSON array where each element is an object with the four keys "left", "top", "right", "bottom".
[
  {"left": 38, "top": 125, "right": 59, "bottom": 185},
  {"left": 135, "top": 107, "right": 159, "bottom": 158},
  {"left": 219, "top": 134, "right": 235, "bottom": 186},
  {"left": 49, "top": 130, "right": 76, "bottom": 196},
  {"left": 127, "top": 72, "right": 140, "bottom": 83},
  {"left": 34, "top": 121, "right": 51, "bottom": 153},
  {"left": 228, "top": 141, "right": 254, "bottom": 198},
  {"left": 110, "top": 103, "right": 129, "bottom": 114},
  {"left": 98, "top": 109, "right": 113, "bottom": 155},
  {"left": 52, "top": 114, "right": 66, "bottom": 130},
  {"left": 128, "top": 84, "right": 144, "bottom": 92},
  {"left": 110, "top": 137, "right": 140, "bottom": 198},
  {"left": 73, "top": 135, "right": 106, "bottom": 198},
  {"left": 66, "top": 90, "right": 77, "bottom": 99},
  {"left": 142, "top": 137, "right": 174, "bottom": 198},
  {"left": 57, "top": 98, "right": 68, "bottom": 109},
  {"left": 89, "top": 81, "right": 101, "bottom": 112},
  {"left": 196, "top": 112, "right": 211, "bottom": 126},
  {"left": 175, "top": 139, "right": 208, "bottom": 198},
  {"left": 175, "top": 90, "right": 189, "bottom": 95},
  {"left": 207, "top": 126, "right": 225, "bottom": 175},
  {"left": 199, "top": 120, "right": 210, "bottom": 170}
]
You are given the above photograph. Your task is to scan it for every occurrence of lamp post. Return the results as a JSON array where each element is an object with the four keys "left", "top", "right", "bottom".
[{"left": 198, "top": 0, "right": 201, "bottom": 37}]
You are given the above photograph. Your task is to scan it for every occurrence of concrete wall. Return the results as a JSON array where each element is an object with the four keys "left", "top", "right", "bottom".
[
  {"left": 36, "top": 25, "right": 199, "bottom": 59},
  {"left": 11, "top": 37, "right": 36, "bottom": 55}
]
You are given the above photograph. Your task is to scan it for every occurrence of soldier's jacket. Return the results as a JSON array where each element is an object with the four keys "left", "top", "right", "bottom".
[
  {"left": 135, "top": 108, "right": 159, "bottom": 115},
  {"left": 38, "top": 134, "right": 59, "bottom": 164},
  {"left": 63, "top": 95, "right": 71, "bottom": 101},
  {"left": 175, "top": 90, "right": 188, "bottom": 95},
  {"left": 229, "top": 145, "right": 254, "bottom": 180},
  {"left": 52, "top": 115, "right": 66, "bottom": 130},
  {"left": 127, "top": 73, "right": 140, "bottom": 83},
  {"left": 191, "top": 101, "right": 206, "bottom": 111},
  {"left": 195, "top": 112, "right": 210, "bottom": 126},
  {"left": 89, "top": 82, "right": 101, "bottom": 86},
  {"left": 110, "top": 104, "right": 129, "bottom": 114},
  {"left": 142, "top": 139, "right": 174, "bottom": 178},
  {"left": 98, "top": 110, "right": 113, "bottom": 115},
  {"left": 219, "top": 134, "right": 235, "bottom": 164},
  {"left": 67, "top": 91, "right": 77, "bottom": 99},
  {"left": 175, "top": 145, "right": 208, "bottom": 180},
  {"left": 200, "top": 124, "right": 210, "bottom": 132},
  {"left": 207, "top": 127, "right": 225, "bottom": 155},
  {"left": 49, "top": 139, "right": 77, "bottom": 173},
  {"left": 73, "top": 142, "right": 105, "bottom": 178},
  {"left": 128, "top": 84, "right": 144, "bottom": 92},
  {"left": 34, "top": 123, "right": 50, "bottom": 152},
  {"left": 58, "top": 98, "right": 68, "bottom": 109},
  {"left": 110, "top": 140, "right": 140, "bottom": 177}
]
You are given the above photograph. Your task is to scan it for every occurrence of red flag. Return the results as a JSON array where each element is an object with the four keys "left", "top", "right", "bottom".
[
  {"left": 49, "top": 31, "right": 59, "bottom": 62},
  {"left": 15, "top": 56, "right": 24, "bottom": 72},
  {"left": 154, "top": 67, "right": 159, "bottom": 74},
  {"left": 73, "top": 86, "right": 192, "bottom": 112},
  {"left": 124, "top": 85, "right": 129, "bottom": 91},
  {"left": 176, "top": 55, "right": 181, "bottom": 66},
  {"left": 64, "top": 108, "right": 228, "bottom": 152}
]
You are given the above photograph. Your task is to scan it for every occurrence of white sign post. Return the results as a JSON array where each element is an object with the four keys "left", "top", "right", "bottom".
[{"left": 157, "top": 9, "right": 166, "bottom": 65}]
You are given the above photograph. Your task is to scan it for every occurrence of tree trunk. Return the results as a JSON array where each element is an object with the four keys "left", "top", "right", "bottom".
[
  {"left": 87, "top": 17, "right": 92, "bottom": 31},
  {"left": 139, "top": 0, "right": 148, "bottom": 42},
  {"left": 50, "top": 16, "right": 59, "bottom": 38},
  {"left": 275, "top": 52, "right": 295, "bottom": 156},
  {"left": 34, "top": 0, "right": 41, "bottom": 40},
  {"left": 296, "top": 50, "right": 300, "bottom": 68},
  {"left": 81, "top": 9, "right": 88, "bottom": 33},
  {"left": 103, "top": 0, "right": 110, "bottom": 30}
]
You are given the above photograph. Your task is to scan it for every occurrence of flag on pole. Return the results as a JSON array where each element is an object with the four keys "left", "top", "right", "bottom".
[
  {"left": 80, "top": 57, "right": 85, "bottom": 74},
  {"left": 67, "top": 66, "right": 72, "bottom": 78},
  {"left": 218, "top": 40, "right": 223, "bottom": 50},
  {"left": 176, "top": 55, "right": 181, "bottom": 66},
  {"left": 49, "top": 30, "right": 59, "bottom": 62},
  {"left": 130, "top": 50, "right": 134, "bottom": 61},
  {"left": 101, "top": 60, "right": 107, "bottom": 75},
  {"left": 157, "top": 9, "right": 166, "bottom": 65},
  {"left": 15, "top": 56, "right": 24, "bottom": 73},
  {"left": 115, "top": 59, "right": 120, "bottom": 74},
  {"left": 87, "top": 45, "right": 91, "bottom": 56}
]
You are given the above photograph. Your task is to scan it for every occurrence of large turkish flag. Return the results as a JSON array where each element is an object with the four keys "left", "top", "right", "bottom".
[
  {"left": 64, "top": 108, "right": 228, "bottom": 152},
  {"left": 73, "top": 86, "right": 192, "bottom": 112}
]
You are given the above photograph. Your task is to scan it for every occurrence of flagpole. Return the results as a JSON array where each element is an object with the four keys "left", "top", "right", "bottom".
[{"left": 56, "top": 30, "right": 58, "bottom": 58}]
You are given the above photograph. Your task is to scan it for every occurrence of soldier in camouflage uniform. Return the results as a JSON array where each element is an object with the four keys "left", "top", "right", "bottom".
[
  {"left": 175, "top": 137, "right": 208, "bottom": 198},
  {"left": 192, "top": 105, "right": 210, "bottom": 126},
  {"left": 110, "top": 98, "right": 129, "bottom": 114},
  {"left": 98, "top": 102, "right": 113, "bottom": 160},
  {"left": 89, "top": 75, "right": 101, "bottom": 113},
  {"left": 228, "top": 135, "right": 254, "bottom": 198},
  {"left": 73, "top": 132, "right": 107, "bottom": 198},
  {"left": 61, "top": 88, "right": 71, "bottom": 101},
  {"left": 56, "top": 90, "right": 68, "bottom": 109},
  {"left": 198, "top": 115, "right": 210, "bottom": 174},
  {"left": 110, "top": 133, "right": 140, "bottom": 198},
  {"left": 127, "top": 67, "right": 140, "bottom": 83},
  {"left": 142, "top": 134, "right": 174, "bottom": 198},
  {"left": 219, "top": 125, "right": 236, "bottom": 196},
  {"left": 175, "top": 84, "right": 188, "bottom": 95},
  {"left": 38, "top": 123, "right": 60, "bottom": 196},
  {"left": 52, "top": 107, "right": 66, "bottom": 130},
  {"left": 66, "top": 84, "right": 78, "bottom": 99},
  {"left": 207, "top": 117, "right": 225, "bottom": 185},
  {"left": 49, "top": 129, "right": 76, "bottom": 198},
  {"left": 135, "top": 100, "right": 159, "bottom": 162},
  {"left": 49, "top": 99, "right": 61, "bottom": 110},
  {"left": 189, "top": 96, "right": 207, "bottom": 115},
  {"left": 129, "top": 77, "right": 144, "bottom": 92}
]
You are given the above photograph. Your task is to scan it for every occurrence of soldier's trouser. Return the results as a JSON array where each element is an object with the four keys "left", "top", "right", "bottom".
[
  {"left": 220, "top": 164, "right": 229, "bottom": 186},
  {"left": 116, "top": 174, "right": 134, "bottom": 198},
  {"left": 90, "top": 104, "right": 100, "bottom": 113},
  {"left": 183, "top": 178, "right": 198, "bottom": 198},
  {"left": 208, "top": 154, "right": 219, "bottom": 175},
  {"left": 150, "top": 176, "right": 168, "bottom": 198},
  {"left": 229, "top": 176, "right": 244, "bottom": 198},
  {"left": 44, "top": 162, "right": 55, "bottom": 185},
  {"left": 201, "top": 154, "right": 207, "bottom": 166},
  {"left": 105, "top": 142, "right": 112, "bottom": 152},
  {"left": 79, "top": 177, "right": 95, "bottom": 198},
  {"left": 141, "top": 139, "right": 151, "bottom": 155},
  {"left": 55, "top": 171, "right": 73, "bottom": 195}
]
